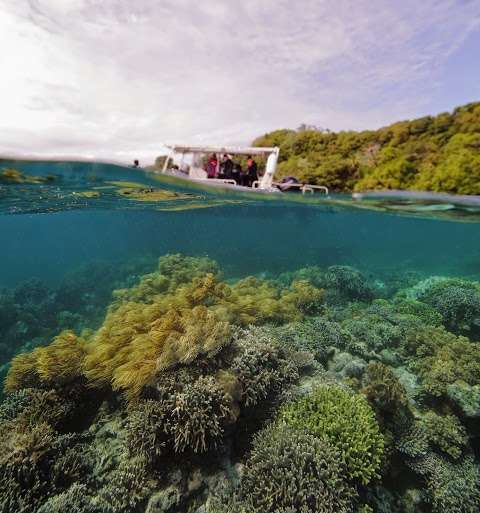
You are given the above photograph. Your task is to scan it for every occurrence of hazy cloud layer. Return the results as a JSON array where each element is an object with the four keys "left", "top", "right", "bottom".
[{"left": 1, "top": 0, "right": 479, "bottom": 162}]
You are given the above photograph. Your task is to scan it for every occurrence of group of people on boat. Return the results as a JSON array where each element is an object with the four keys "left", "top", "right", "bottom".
[{"left": 205, "top": 153, "right": 258, "bottom": 187}]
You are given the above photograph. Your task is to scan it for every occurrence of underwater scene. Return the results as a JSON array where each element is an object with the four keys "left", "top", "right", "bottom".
[{"left": 2, "top": 159, "right": 480, "bottom": 513}]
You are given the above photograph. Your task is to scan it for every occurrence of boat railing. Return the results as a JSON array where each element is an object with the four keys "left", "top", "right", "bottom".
[
  {"left": 252, "top": 181, "right": 329, "bottom": 195},
  {"left": 192, "top": 178, "right": 238, "bottom": 186}
]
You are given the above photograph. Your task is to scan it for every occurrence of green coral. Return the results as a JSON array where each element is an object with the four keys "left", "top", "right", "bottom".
[
  {"left": 225, "top": 424, "right": 356, "bottom": 513},
  {"left": 418, "top": 412, "right": 467, "bottom": 460},
  {"left": 410, "top": 454, "right": 480, "bottom": 513},
  {"left": 324, "top": 265, "right": 374, "bottom": 303},
  {"left": 402, "top": 326, "right": 480, "bottom": 396},
  {"left": 275, "top": 317, "right": 349, "bottom": 363},
  {"left": 279, "top": 385, "right": 384, "bottom": 484},
  {"left": 418, "top": 278, "right": 480, "bottom": 335}
]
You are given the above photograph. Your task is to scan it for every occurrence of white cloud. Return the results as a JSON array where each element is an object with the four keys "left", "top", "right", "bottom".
[{"left": 0, "top": 0, "right": 479, "bottom": 163}]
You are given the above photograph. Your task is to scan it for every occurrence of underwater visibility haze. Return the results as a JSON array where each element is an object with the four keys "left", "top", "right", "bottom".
[{"left": 1, "top": 159, "right": 480, "bottom": 513}]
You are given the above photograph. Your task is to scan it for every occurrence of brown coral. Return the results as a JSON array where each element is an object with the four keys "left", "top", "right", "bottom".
[{"left": 5, "top": 331, "right": 86, "bottom": 392}]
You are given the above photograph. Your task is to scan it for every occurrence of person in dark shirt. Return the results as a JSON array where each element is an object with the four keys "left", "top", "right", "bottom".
[
  {"left": 221, "top": 154, "right": 234, "bottom": 180},
  {"left": 232, "top": 162, "right": 242, "bottom": 185},
  {"left": 245, "top": 155, "right": 258, "bottom": 187}
]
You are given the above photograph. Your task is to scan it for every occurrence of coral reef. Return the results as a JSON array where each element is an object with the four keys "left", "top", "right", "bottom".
[
  {"left": 279, "top": 384, "right": 384, "bottom": 484},
  {"left": 211, "top": 424, "right": 356, "bottom": 513},
  {"left": 275, "top": 317, "right": 349, "bottom": 363},
  {"left": 417, "top": 278, "right": 480, "bottom": 335},
  {"left": 402, "top": 326, "right": 480, "bottom": 397},
  {"left": 418, "top": 412, "right": 467, "bottom": 460},
  {"left": 3, "top": 254, "right": 480, "bottom": 513},
  {"left": 230, "top": 326, "right": 299, "bottom": 407},
  {"left": 5, "top": 331, "right": 86, "bottom": 392},
  {"left": 324, "top": 265, "right": 375, "bottom": 303}
]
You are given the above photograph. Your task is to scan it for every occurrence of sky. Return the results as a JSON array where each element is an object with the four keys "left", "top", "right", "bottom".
[{"left": 0, "top": 0, "right": 479, "bottom": 164}]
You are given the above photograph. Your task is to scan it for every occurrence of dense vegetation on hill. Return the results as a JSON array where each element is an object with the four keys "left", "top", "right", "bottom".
[{"left": 253, "top": 102, "right": 480, "bottom": 194}]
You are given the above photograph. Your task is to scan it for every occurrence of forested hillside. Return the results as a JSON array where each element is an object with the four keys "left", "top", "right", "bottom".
[{"left": 253, "top": 102, "right": 480, "bottom": 194}]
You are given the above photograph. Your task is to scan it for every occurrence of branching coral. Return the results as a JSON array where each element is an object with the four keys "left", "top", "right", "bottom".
[
  {"left": 0, "top": 415, "right": 88, "bottom": 513},
  {"left": 402, "top": 326, "right": 480, "bottom": 397},
  {"left": 324, "top": 265, "right": 374, "bottom": 303},
  {"left": 127, "top": 376, "right": 234, "bottom": 456},
  {"left": 418, "top": 278, "right": 480, "bottom": 335},
  {"left": 168, "top": 376, "right": 233, "bottom": 453},
  {"left": 279, "top": 384, "right": 384, "bottom": 484},
  {"left": 231, "top": 327, "right": 299, "bottom": 407},
  {"left": 226, "top": 424, "right": 356, "bottom": 513},
  {"left": 125, "top": 399, "right": 169, "bottom": 463},
  {"left": 409, "top": 454, "right": 480, "bottom": 513},
  {"left": 418, "top": 412, "right": 468, "bottom": 460},
  {"left": 5, "top": 331, "right": 86, "bottom": 392},
  {"left": 275, "top": 317, "right": 349, "bottom": 363}
]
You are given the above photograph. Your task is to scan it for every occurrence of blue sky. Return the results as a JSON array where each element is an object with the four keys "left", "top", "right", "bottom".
[{"left": 0, "top": 0, "right": 479, "bottom": 163}]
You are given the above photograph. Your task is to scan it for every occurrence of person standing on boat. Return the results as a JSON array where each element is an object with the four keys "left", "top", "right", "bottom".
[
  {"left": 232, "top": 162, "right": 242, "bottom": 185},
  {"left": 246, "top": 155, "right": 258, "bottom": 187},
  {"left": 221, "top": 154, "right": 234, "bottom": 180},
  {"left": 206, "top": 154, "right": 218, "bottom": 179}
]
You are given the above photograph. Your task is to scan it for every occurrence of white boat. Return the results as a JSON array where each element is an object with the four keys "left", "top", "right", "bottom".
[{"left": 155, "top": 145, "right": 329, "bottom": 195}]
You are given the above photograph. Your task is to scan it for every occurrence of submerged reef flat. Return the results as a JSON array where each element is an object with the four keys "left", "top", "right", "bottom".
[{"left": 2, "top": 254, "right": 480, "bottom": 513}]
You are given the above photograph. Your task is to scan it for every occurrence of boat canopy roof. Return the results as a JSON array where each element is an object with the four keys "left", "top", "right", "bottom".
[{"left": 165, "top": 145, "right": 279, "bottom": 156}]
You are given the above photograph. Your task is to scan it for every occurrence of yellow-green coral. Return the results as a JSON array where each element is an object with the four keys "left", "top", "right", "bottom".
[
  {"left": 83, "top": 302, "right": 230, "bottom": 402},
  {"left": 5, "top": 331, "right": 86, "bottom": 392},
  {"left": 214, "top": 277, "right": 324, "bottom": 325},
  {"left": 5, "top": 256, "right": 323, "bottom": 404},
  {"left": 279, "top": 384, "right": 384, "bottom": 485}
]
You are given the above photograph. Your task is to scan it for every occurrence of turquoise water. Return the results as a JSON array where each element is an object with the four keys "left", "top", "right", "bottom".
[{"left": 1, "top": 160, "right": 480, "bottom": 513}]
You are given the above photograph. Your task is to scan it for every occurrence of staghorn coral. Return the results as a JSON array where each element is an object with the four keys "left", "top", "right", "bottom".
[
  {"left": 275, "top": 317, "right": 349, "bottom": 363},
  {"left": 279, "top": 384, "right": 384, "bottom": 484},
  {"left": 5, "top": 330, "right": 86, "bottom": 392},
  {"left": 418, "top": 412, "right": 468, "bottom": 460},
  {"left": 168, "top": 375, "right": 233, "bottom": 453},
  {"left": 92, "top": 457, "right": 155, "bottom": 513},
  {"left": 36, "top": 483, "right": 96, "bottom": 513},
  {"left": 231, "top": 327, "right": 299, "bottom": 407},
  {"left": 409, "top": 454, "right": 480, "bottom": 513},
  {"left": 418, "top": 278, "right": 480, "bottom": 335},
  {"left": 127, "top": 376, "right": 234, "bottom": 456},
  {"left": 0, "top": 415, "right": 88, "bottom": 513},
  {"left": 125, "top": 399, "right": 169, "bottom": 463},
  {"left": 402, "top": 326, "right": 480, "bottom": 397},
  {"left": 214, "top": 424, "right": 356, "bottom": 513}
]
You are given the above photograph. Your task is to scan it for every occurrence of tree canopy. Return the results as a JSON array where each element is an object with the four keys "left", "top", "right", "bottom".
[{"left": 253, "top": 102, "right": 480, "bottom": 194}]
